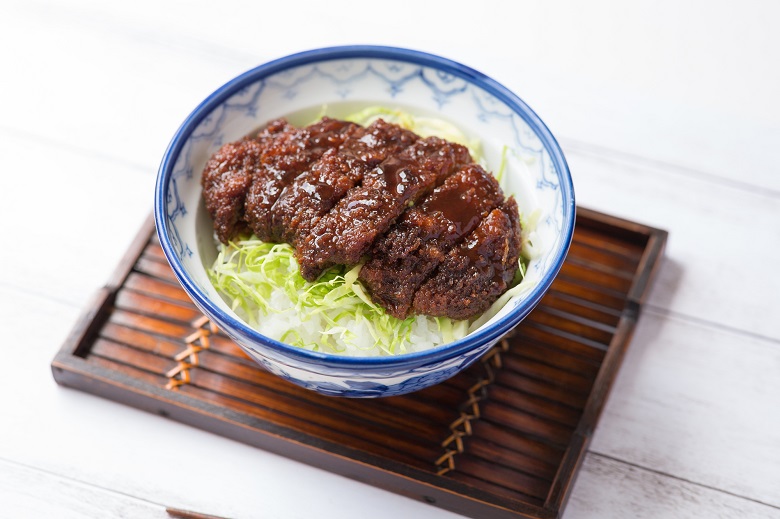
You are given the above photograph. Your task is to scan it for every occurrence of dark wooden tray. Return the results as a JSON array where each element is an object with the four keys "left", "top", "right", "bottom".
[{"left": 51, "top": 207, "right": 667, "bottom": 519}]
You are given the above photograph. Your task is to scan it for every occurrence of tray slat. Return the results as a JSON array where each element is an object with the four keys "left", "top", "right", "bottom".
[{"left": 52, "top": 207, "right": 667, "bottom": 519}]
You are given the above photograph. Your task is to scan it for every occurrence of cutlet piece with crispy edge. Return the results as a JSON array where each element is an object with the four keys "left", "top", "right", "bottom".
[
  {"left": 200, "top": 118, "right": 291, "bottom": 243},
  {"left": 412, "top": 197, "right": 522, "bottom": 320},
  {"left": 360, "top": 164, "right": 505, "bottom": 319},
  {"left": 243, "top": 117, "right": 360, "bottom": 242},
  {"left": 269, "top": 119, "right": 418, "bottom": 245},
  {"left": 296, "top": 136, "right": 473, "bottom": 281}
]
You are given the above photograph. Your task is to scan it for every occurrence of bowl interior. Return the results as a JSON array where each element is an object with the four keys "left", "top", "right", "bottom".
[{"left": 158, "top": 48, "right": 574, "bottom": 359}]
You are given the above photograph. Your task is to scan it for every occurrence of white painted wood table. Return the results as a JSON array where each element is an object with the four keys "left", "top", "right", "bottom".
[{"left": 2, "top": 1, "right": 778, "bottom": 517}]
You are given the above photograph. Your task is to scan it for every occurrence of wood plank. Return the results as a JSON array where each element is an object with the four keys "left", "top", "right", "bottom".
[
  {"left": 506, "top": 340, "right": 602, "bottom": 379},
  {"left": 568, "top": 149, "right": 780, "bottom": 341},
  {"left": 569, "top": 226, "right": 645, "bottom": 260},
  {"left": 0, "top": 458, "right": 168, "bottom": 519},
  {"left": 125, "top": 273, "right": 194, "bottom": 305},
  {"left": 546, "top": 276, "right": 629, "bottom": 313},
  {"left": 535, "top": 292, "right": 622, "bottom": 329},
  {"left": 115, "top": 290, "right": 203, "bottom": 324},
  {"left": 0, "top": 133, "right": 151, "bottom": 309},
  {"left": 0, "top": 1, "right": 239, "bottom": 176},
  {"left": 557, "top": 262, "right": 634, "bottom": 296},
  {"left": 590, "top": 310, "right": 780, "bottom": 508},
  {"left": 567, "top": 454, "right": 780, "bottom": 519},
  {"left": 523, "top": 308, "right": 615, "bottom": 349},
  {"left": 460, "top": 437, "right": 560, "bottom": 482},
  {"left": 20, "top": 0, "right": 780, "bottom": 194},
  {"left": 514, "top": 323, "right": 609, "bottom": 360},
  {"left": 500, "top": 355, "right": 595, "bottom": 396},
  {"left": 136, "top": 254, "right": 179, "bottom": 282},
  {"left": 478, "top": 401, "right": 576, "bottom": 448},
  {"left": 451, "top": 455, "right": 552, "bottom": 501},
  {"left": 565, "top": 239, "right": 641, "bottom": 273},
  {"left": 487, "top": 385, "right": 583, "bottom": 429}
]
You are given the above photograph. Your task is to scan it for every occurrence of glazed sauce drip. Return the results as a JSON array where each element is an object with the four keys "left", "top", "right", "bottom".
[
  {"left": 377, "top": 155, "right": 417, "bottom": 196},
  {"left": 461, "top": 211, "right": 512, "bottom": 285},
  {"left": 300, "top": 180, "right": 335, "bottom": 202},
  {"left": 463, "top": 235, "right": 492, "bottom": 266},
  {"left": 308, "top": 134, "right": 335, "bottom": 156},
  {"left": 424, "top": 181, "right": 485, "bottom": 237}
]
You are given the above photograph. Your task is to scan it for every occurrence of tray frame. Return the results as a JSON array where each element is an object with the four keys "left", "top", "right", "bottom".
[{"left": 52, "top": 207, "right": 667, "bottom": 519}]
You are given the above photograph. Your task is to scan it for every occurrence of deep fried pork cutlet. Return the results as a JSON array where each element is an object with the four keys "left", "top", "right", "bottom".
[
  {"left": 202, "top": 116, "right": 524, "bottom": 321},
  {"left": 412, "top": 198, "right": 522, "bottom": 320},
  {"left": 295, "top": 136, "right": 473, "bottom": 281},
  {"left": 243, "top": 117, "right": 361, "bottom": 242},
  {"left": 200, "top": 118, "right": 291, "bottom": 243},
  {"left": 269, "top": 119, "right": 418, "bottom": 245},
  {"left": 359, "top": 164, "right": 505, "bottom": 319}
]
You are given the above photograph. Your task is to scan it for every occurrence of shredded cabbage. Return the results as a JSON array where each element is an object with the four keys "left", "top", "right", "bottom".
[
  {"left": 207, "top": 106, "right": 534, "bottom": 355},
  {"left": 209, "top": 238, "right": 461, "bottom": 355}
]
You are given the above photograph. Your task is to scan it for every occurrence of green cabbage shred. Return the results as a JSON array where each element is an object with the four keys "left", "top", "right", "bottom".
[{"left": 209, "top": 238, "right": 427, "bottom": 354}]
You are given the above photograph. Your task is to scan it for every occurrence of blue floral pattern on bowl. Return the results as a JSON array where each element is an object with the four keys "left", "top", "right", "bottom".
[{"left": 155, "top": 46, "right": 575, "bottom": 398}]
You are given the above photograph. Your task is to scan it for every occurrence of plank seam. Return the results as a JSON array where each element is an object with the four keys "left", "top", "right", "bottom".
[{"left": 588, "top": 451, "right": 780, "bottom": 511}]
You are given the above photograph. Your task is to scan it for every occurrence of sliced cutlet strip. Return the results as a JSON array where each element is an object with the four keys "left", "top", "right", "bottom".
[
  {"left": 296, "top": 136, "right": 473, "bottom": 281},
  {"left": 412, "top": 197, "right": 522, "bottom": 320},
  {"left": 200, "top": 118, "right": 291, "bottom": 243},
  {"left": 360, "top": 164, "right": 505, "bottom": 319},
  {"left": 269, "top": 119, "right": 418, "bottom": 245},
  {"left": 244, "top": 117, "right": 360, "bottom": 242}
]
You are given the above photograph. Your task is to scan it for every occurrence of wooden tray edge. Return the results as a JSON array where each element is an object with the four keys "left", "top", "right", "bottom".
[
  {"left": 51, "top": 352, "right": 548, "bottom": 519},
  {"left": 50, "top": 206, "right": 669, "bottom": 519}
]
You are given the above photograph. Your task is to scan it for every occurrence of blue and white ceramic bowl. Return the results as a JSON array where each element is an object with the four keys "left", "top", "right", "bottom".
[{"left": 155, "top": 46, "right": 575, "bottom": 397}]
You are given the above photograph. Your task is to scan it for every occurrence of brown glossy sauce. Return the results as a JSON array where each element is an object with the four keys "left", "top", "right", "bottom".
[
  {"left": 424, "top": 181, "right": 484, "bottom": 237},
  {"left": 462, "top": 236, "right": 502, "bottom": 285},
  {"left": 300, "top": 179, "right": 335, "bottom": 201},
  {"left": 377, "top": 155, "right": 417, "bottom": 195}
]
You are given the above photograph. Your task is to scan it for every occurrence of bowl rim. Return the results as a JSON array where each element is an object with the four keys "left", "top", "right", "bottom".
[{"left": 155, "top": 44, "right": 575, "bottom": 369}]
